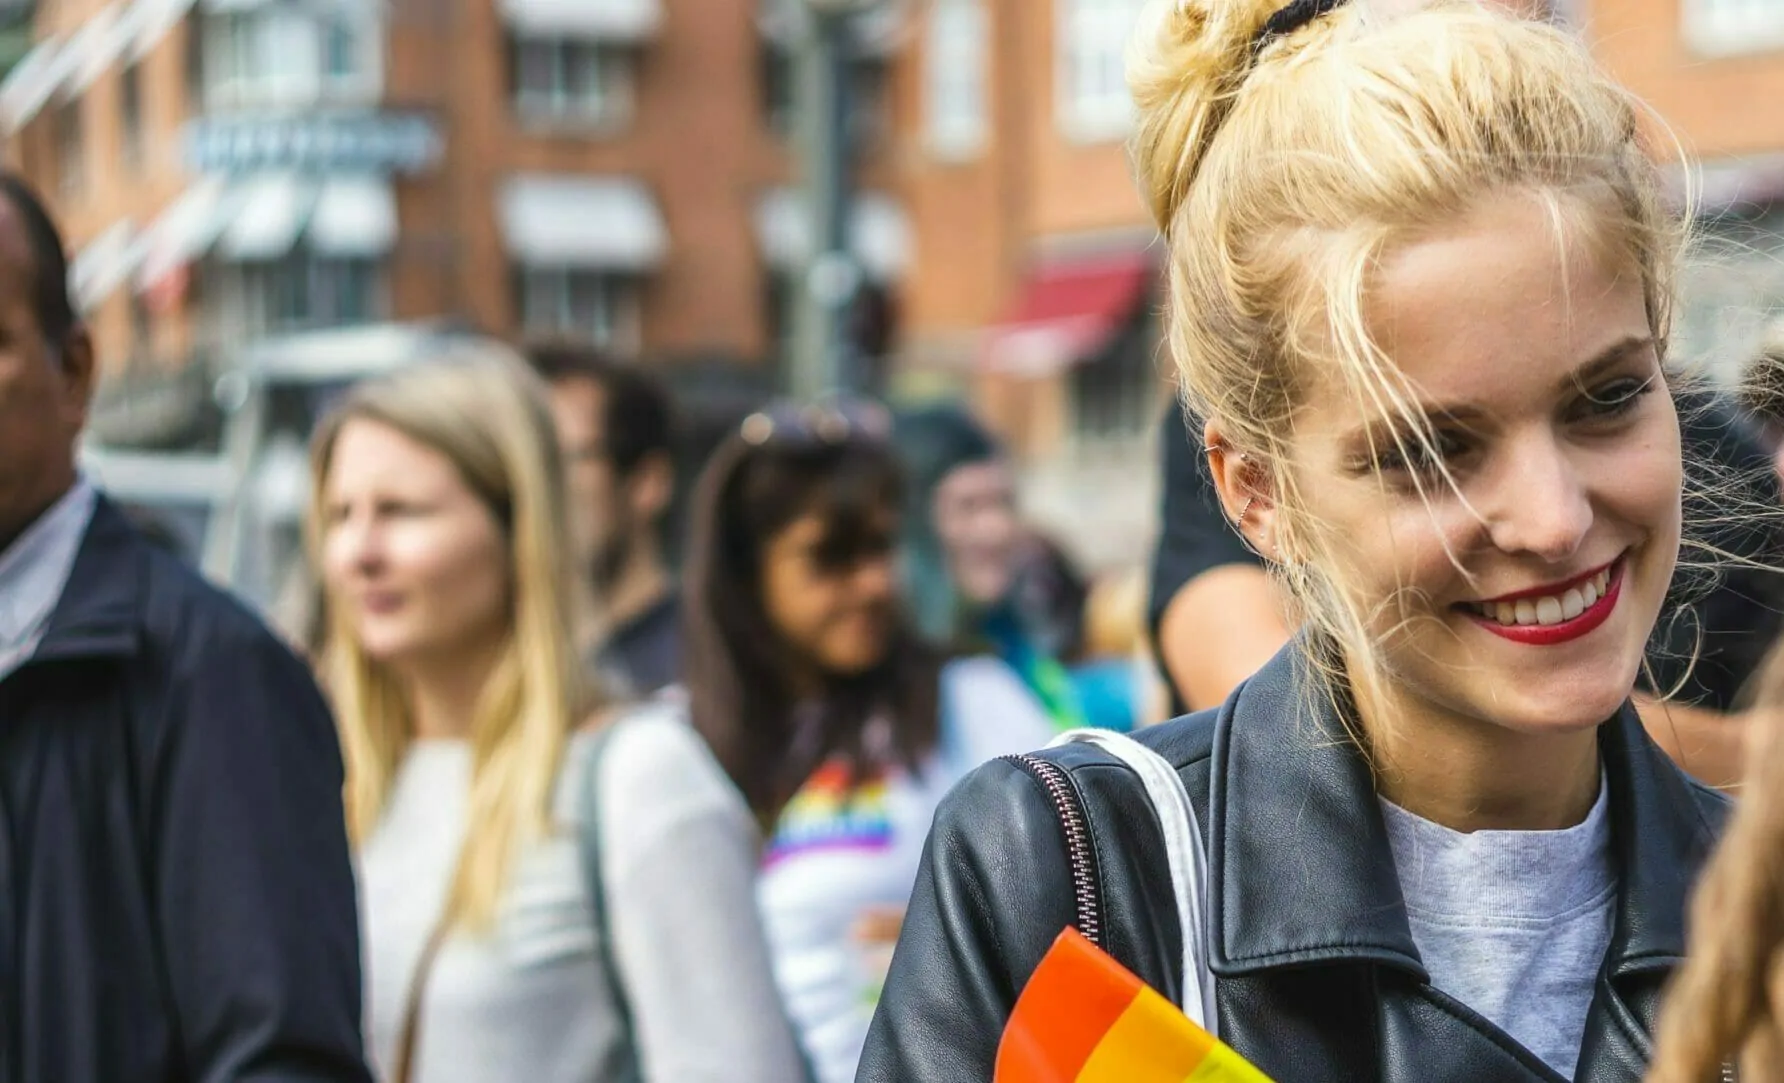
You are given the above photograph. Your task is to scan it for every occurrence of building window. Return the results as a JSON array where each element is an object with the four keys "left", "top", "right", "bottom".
[
  {"left": 517, "top": 267, "right": 640, "bottom": 352},
  {"left": 1683, "top": 0, "right": 1784, "bottom": 55},
  {"left": 204, "top": 9, "right": 380, "bottom": 111},
  {"left": 242, "top": 248, "right": 381, "bottom": 333},
  {"left": 55, "top": 101, "right": 84, "bottom": 195},
  {"left": 129, "top": 291, "right": 153, "bottom": 360},
  {"left": 760, "top": 42, "right": 794, "bottom": 134},
  {"left": 1058, "top": 0, "right": 1144, "bottom": 142},
  {"left": 510, "top": 37, "right": 632, "bottom": 130},
  {"left": 926, "top": 0, "right": 988, "bottom": 159},
  {"left": 1069, "top": 308, "right": 1159, "bottom": 448},
  {"left": 120, "top": 62, "right": 144, "bottom": 170}
]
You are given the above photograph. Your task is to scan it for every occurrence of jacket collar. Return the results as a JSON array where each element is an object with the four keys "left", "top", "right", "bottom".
[
  {"left": 27, "top": 497, "right": 144, "bottom": 666},
  {"left": 1206, "top": 645, "right": 1724, "bottom": 982}
]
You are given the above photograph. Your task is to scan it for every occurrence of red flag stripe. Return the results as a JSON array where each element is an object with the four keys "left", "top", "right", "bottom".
[{"left": 995, "top": 929, "right": 1146, "bottom": 1082}]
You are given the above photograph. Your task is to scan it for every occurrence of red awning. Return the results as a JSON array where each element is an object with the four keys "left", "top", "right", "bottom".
[{"left": 981, "top": 252, "right": 1154, "bottom": 376}]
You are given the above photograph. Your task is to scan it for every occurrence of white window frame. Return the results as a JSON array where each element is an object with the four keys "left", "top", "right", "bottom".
[
  {"left": 925, "top": 0, "right": 989, "bottom": 160},
  {"left": 511, "top": 36, "right": 635, "bottom": 132},
  {"left": 1056, "top": 0, "right": 1144, "bottom": 143},
  {"left": 202, "top": 8, "right": 383, "bottom": 113},
  {"left": 1682, "top": 0, "right": 1784, "bottom": 57},
  {"left": 225, "top": 247, "right": 387, "bottom": 337},
  {"left": 517, "top": 267, "right": 642, "bottom": 354}
]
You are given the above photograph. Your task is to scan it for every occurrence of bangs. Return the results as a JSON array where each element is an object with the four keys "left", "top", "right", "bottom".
[{"left": 795, "top": 443, "right": 905, "bottom": 568}]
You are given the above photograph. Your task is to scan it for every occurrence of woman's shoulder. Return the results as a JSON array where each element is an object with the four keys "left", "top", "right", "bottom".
[
  {"left": 558, "top": 693, "right": 747, "bottom": 825},
  {"left": 939, "top": 654, "right": 1059, "bottom": 760}
]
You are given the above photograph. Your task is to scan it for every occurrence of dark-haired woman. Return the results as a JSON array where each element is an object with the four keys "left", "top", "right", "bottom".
[
  {"left": 896, "top": 403, "right": 1139, "bottom": 732},
  {"left": 679, "top": 400, "right": 1054, "bottom": 1083}
]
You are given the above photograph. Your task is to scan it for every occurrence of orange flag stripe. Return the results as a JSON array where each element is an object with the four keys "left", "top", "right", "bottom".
[
  {"left": 996, "top": 930, "right": 1142, "bottom": 1081},
  {"left": 1076, "top": 984, "right": 1217, "bottom": 1083}
]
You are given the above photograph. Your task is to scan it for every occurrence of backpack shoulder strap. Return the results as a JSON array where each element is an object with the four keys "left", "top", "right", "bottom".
[
  {"left": 577, "top": 714, "right": 644, "bottom": 1083},
  {"left": 1048, "top": 727, "right": 1217, "bottom": 1035}
]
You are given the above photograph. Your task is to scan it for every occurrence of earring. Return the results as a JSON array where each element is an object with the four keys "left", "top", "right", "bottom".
[{"left": 1234, "top": 495, "right": 1256, "bottom": 525}]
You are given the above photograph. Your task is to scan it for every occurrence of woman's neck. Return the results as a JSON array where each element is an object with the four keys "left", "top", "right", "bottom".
[
  {"left": 401, "top": 639, "right": 506, "bottom": 741},
  {"left": 1355, "top": 671, "right": 1603, "bottom": 833}
]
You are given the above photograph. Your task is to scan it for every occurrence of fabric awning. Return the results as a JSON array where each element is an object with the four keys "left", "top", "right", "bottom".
[
  {"left": 0, "top": 37, "right": 66, "bottom": 130},
  {"left": 65, "top": 2, "right": 135, "bottom": 94},
  {"left": 70, "top": 220, "right": 143, "bottom": 311},
  {"left": 128, "top": 0, "right": 200, "bottom": 62},
  {"left": 754, "top": 188, "right": 909, "bottom": 281},
  {"left": 499, "top": 175, "right": 667, "bottom": 270},
  {"left": 135, "top": 175, "right": 239, "bottom": 290},
  {"left": 981, "top": 252, "right": 1154, "bottom": 376},
  {"left": 500, "top": 0, "right": 661, "bottom": 41},
  {"left": 218, "top": 173, "right": 318, "bottom": 261},
  {"left": 309, "top": 174, "right": 398, "bottom": 257}
]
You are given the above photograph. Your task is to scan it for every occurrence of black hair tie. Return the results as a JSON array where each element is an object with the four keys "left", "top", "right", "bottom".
[{"left": 1251, "top": 0, "right": 1350, "bottom": 56}]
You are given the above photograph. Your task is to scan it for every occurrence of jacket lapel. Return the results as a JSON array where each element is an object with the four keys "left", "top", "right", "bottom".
[
  {"left": 26, "top": 499, "right": 144, "bottom": 668},
  {"left": 1207, "top": 646, "right": 1426, "bottom": 980}
]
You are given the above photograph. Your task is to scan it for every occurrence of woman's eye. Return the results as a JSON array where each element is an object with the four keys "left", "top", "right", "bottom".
[
  {"left": 1576, "top": 375, "right": 1656, "bottom": 421},
  {"left": 1373, "top": 431, "right": 1468, "bottom": 478}
]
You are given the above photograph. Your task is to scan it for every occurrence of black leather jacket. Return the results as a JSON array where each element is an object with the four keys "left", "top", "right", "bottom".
[{"left": 860, "top": 648, "right": 1730, "bottom": 1082}]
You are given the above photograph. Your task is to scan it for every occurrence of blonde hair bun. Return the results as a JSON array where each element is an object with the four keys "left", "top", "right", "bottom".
[{"left": 1129, "top": 0, "right": 1351, "bottom": 231}]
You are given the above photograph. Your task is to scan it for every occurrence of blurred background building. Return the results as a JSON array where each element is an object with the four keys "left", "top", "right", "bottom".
[{"left": 0, "top": 0, "right": 1780, "bottom": 593}]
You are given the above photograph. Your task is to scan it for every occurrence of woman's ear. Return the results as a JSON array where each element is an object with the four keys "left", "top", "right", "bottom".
[{"left": 1202, "top": 419, "right": 1280, "bottom": 559}]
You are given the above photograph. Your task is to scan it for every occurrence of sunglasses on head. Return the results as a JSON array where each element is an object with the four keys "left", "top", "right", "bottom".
[{"left": 739, "top": 396, "right": 892, "bottom": 449}]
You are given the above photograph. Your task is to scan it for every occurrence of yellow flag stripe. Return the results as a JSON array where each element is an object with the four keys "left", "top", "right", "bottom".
[
  {"left": 1183, "top": 1048, "right": 1277, "bottom": 1083},
  {"left": 1076, "top": 987, "right": 1215, "bottom": 1083}
]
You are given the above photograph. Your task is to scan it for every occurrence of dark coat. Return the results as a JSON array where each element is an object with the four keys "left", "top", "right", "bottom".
[
  {"left": 0, "top": 498, "right": 371, "bottom": 1082},
  {"left": 860, "top": 645, "right": 1730, "bottom": 1082}
]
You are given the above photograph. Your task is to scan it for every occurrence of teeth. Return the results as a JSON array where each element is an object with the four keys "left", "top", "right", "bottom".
[
  {"left": 1560, "top": 589, "right": 1585, "bottom": 620},
  {"left": 1472, "top": 564, "right": 1617, "bottom": 627}
]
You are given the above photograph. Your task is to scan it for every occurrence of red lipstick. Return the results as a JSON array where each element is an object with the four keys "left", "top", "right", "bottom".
[{"left": 1466, "top": 561, "right": 1623, "bottom": 647}]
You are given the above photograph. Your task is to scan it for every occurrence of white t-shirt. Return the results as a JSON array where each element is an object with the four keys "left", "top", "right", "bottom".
[
  {"left": 358, "top": 705, "right": 806, "bottom": 1083},
  {"left": 756, "top": 656, "right": 1056, "bottom": 1083},
  {"left": 1380, "top": 777, "right": 1616, "bottom": 1079}
]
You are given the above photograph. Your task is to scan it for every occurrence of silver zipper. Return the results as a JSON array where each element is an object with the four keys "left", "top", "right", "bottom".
[{"left": 1005, "top": 753, "right": 1102, "bottom": 947}]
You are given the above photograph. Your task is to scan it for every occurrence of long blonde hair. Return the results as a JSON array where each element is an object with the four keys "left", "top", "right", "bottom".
[
  {"left": 308, "top": 345, "right": 588, "bottom": 931},
  {"left": 1648, "top": 710, "right": 1784, "bottom": 1080},
  {"left": 1128, "top": 0, "right": 1682, "bottom": 718}
]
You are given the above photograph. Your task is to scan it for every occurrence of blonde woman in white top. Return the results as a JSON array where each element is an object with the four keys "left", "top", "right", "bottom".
[{"left": 307, "top": 345, "right": 805, "bottom": 1083}]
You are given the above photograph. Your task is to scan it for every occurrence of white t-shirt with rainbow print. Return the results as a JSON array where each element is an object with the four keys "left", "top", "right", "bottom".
[{"left": 756, "top": 656, "right": 1055, "bottom": 1083}]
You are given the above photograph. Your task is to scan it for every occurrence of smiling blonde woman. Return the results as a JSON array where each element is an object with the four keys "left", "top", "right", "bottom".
[
  {"left": 307, "top": 346, "right": 805, "bottom": 1083},
  {"left": 860, "top": 2, "right": 1732, "bottom": 1080}
]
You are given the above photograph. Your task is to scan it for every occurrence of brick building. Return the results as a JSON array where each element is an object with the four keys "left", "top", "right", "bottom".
[
  {"left": 1583, "top": 0, "right": 1784, "bottom": 380},
  {"left": 888, "top": 0, "right": 1165, "bottom": 569},
  {"left": 0, "top": 0, "right": 909, "bottom": 450}
]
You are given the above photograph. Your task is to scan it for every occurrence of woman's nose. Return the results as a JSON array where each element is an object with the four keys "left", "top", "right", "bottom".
[{"left": 1484, "top": 438, "right": 1593, "bottom": 563}]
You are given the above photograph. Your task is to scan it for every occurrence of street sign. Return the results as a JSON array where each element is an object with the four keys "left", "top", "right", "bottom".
[{"left": 182, "top": 111, "right": 445, "bottom": 175}]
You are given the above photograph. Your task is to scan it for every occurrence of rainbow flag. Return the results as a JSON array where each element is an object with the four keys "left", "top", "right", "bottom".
[{"left": 995, "top": 928, "right": 1273, "bottom": 1083}]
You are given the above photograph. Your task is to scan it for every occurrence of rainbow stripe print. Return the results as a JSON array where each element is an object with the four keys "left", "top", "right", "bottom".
[
  {"left": 996, "top": 928, "right": 1274, "bottom": 1083},
  {"left": 764, "top": 760, "right": 894, "bottom": 868}
]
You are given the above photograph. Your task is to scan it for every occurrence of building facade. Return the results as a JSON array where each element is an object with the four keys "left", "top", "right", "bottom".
[
  {"left": 1584, "top": 0, "right": 1784, "bottom": 381},
  {"left": 0, "top": 0, "right": 910, "bottom": 447},
  {"left": 888, "top": 0, "right": 1171, "bottom": 571}
]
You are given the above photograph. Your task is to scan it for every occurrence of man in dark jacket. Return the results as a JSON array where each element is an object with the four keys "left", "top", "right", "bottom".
[{"left": 0, "top": 175, "right": 371, "bottom": 1080}]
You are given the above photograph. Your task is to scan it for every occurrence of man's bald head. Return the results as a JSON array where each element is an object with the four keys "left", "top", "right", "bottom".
[
  {"left": 0, "top": 173, "right": 93, "bottom": 551},
  {"left": 0, "top": 173, "right": 75, "bottom": 351}
]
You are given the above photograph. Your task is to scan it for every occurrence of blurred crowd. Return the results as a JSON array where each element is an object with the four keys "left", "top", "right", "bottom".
[{"left": 20, "top": 0, "right": 1784, "bottom": 1076}]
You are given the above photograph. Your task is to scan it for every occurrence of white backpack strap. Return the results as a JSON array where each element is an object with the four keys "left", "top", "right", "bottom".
[{"left": 1047, "top": 727, "right": 1218, "bottom": 1035}]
